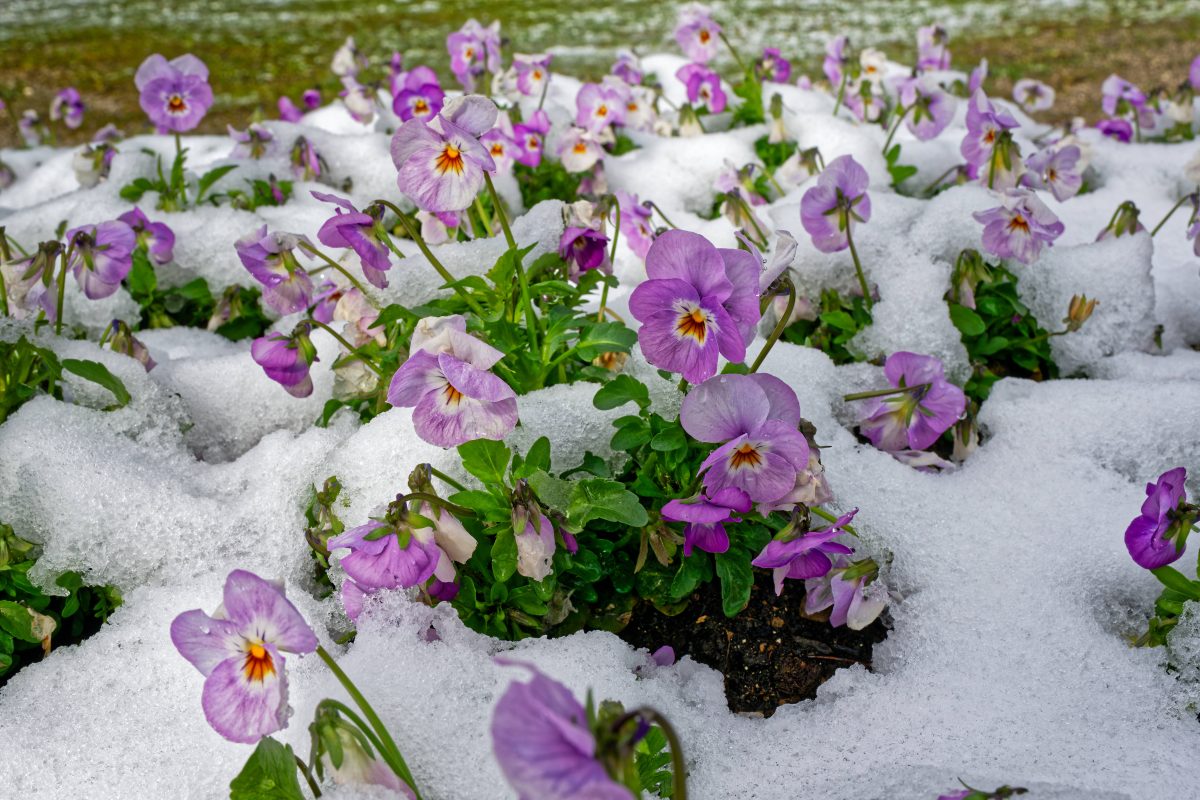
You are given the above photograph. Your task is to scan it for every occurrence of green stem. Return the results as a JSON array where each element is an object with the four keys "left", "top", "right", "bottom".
[
  {"left": 402, "top": 491, "right": 476, "bottom": 518},
  {"left": 630, "top": 708, "right": 688, "bottom": 800},
  {"left": 0, "top": 227, "right": 10, "bottom": 317},
  {"left": 1133, "top": 112, "right": 1142, "bottom": 144},
  {"left": 987, "top": 143, "right": 998, "bottom": 190},
  {"left": 832, "top": 71, "right": 848, "bottom": 117},
  {"left": 473, "top": 196, "right": 495, "bottom": 239},
  {"left": 844, "top": 220, "right": 872, "bottom": 310},
  {"left": 1151, "top": 195, "right": 1191, "bottom": 236},
  {"left": 645, "top": 201, "right": 678, "bottom": 229},
  {"left": 748, "top": 278, "right": 795, "bottom": 373},
  {"left": 881, "top": 105, "right": 909, "bottom": 153},
  {"left": 308, "top": 319, "right": 385, "bottom": 377},
  {"left": 378, "top": 201, "right": 486, "bottom": 317},
  {"left": 299, "top": 241, "right": 371, "bottom": 296},
  {"left": 596, "top": 203, "right": 622, "bottom": 323},
  {"left": 53, "top": 247, "right": 70, "bottom": 336},
  {"left": 921, "top": 164, "right": 961, "bottom": 197},
  {"left": 719, "top": 32, "right": 747, "bottom": 73},
  {"left": 316, "top": 699, "right": 390, "bottom": 760},
  {"left": 316, "top": 646, "right": 423, "bottom": 800},
  {"left": 483, "top": 173, "right": 540, "bottom": 355},
  {"left": 294, "top": 755, "right": 322, "bottom": 798},
  {"left": 843, "top": 382, "right": 930, "bottom": 402},
  {"left": 429, "top": 467, "right": 467, "bottom": 492},
  {"left": 483, "top": 172, "right": 517, "bottom": 250}
]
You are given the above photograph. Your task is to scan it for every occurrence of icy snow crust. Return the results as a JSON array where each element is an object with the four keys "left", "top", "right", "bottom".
[{"left": 2, "top": 55, "right": 1200, "bottom": 800}]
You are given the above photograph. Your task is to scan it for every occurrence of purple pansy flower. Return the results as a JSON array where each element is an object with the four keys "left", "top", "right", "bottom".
[
  {"left": 66, "top": 220, "right": 136, "bottom": 300},
  {"left": 235, "top": 226, "right": 315, "bottom": 314},
  {"left": 917, "top": 25, "right": 951, "bottom": 72},
  {"left": 973, "top": 188, "right": 1064, "bottom": 265},
  {"left": 514, "top": 53, "right": 553, "bottom": 97},
  {"left": 447, "top": 19, "right": 501, "bottom": 91},
  {"left": 329, "top": 520, "right": 441, "bottom": 591},
  {"left": 513, "top": 110, "right": 550, "bottom": 168},
  {"left": 559, "top": 127, "right": 604, "bottom": 173},
  {"left": 681, "top": 373, "right": 810, "bottom": 504},
  {"left": 252, "top": 328, "right": 318, "bottom": 397},
  {"left": 576, "top": 82, "right": 628, "bottom": 133},
  {"left": 559, "top": 227, "right": 609, "bottom": 281},
  {"left": 392, "top": 66, "right": 445, "bottom": 123},
  {"left": 1101, "top": 75, "right": 1148, "bottom": 119},
  {"left": 387, "top": 314, "right": 518, "bottom": 447},
  {"left": 1013, "top": 78, "right": 1055, "bottom": 113},
  {"left": 960, "top": 90, "right": 1020, "bottom": 183},
  {"left": 170, "top": 569, "right": 318, "bottom": 744},
  {"left": 616, "top": 191, "right": 655, "bottom": 259},
  {"left": 676, "top": 63, "right": 726, "bottom": 114},
  {"left": 1096, "top": 117, "right": 1133, "bottom": 143},
  {"left": 823, "top": 35, "right": 849, "bottom": 87},
  {"left": 799, "top": 154, "right": 871, "bottom": 254},
  {"left": 628, "top": 230, "right": 760, "bottom": 383},
  {"left": 1022, "top": 145, "right": 1083, "bottom": 202},
  {"left": 804, "top": 557, "right": 888, "bottom": 629},
  {"left": 277, "top": 95, "right": 302, "bottom": 122},
  {"left": 135, "top": 53, "right": 213, "bottom": 133},
  {"left": 49, "top": 88, "right": 85, "bottom": 129},
  {"left": 896, "top": 77, "right": 954, "bottom": 141},
  {"left": 303, "top": 89, "right": 322, "bottom": 109},
  {"left": 674, "top": 3, "right": 722, "bottom": 64},
  {"left": 1125, "top": 467, "right": 1193, "bottom": 569},
  {"left": 662, "top": 487, "right": 752, "bottom": 556},
  {"left": 492, "top": 661, "right": 633, "bottom": 800},
  {"left": 752, "top": 511, "right": 858, "bottom": 595},
  {"left": 612, "top": 50, "right": 643, "bottom": 86},
  {"left": 756, "top": 47, "right": 792, "bottom": 83},
  {"left": 312, "top": 191, "right": 393, "bottom": 289},
  {"left": 857, "top": 351, "right": 966, "bottom": 452},
  {"left": 118, "top": 206, "right": 175, "bottom": 265},
  {"left": 968, "top": 58, "right": 988, "bottom": 94},
  {"left": 480, "top": 113, "right": 521, "bottom": 173},
  {"left": 391, "top": 95, "right": 497, "bottom": 213}
]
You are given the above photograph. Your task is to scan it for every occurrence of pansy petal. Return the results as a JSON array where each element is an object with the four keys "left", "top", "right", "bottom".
[
  {"left": 201, "top": 648, "right": 289, "bottom": 744},
  {"left": 220, "top": 570, "right": 318, "bottom": 655}
]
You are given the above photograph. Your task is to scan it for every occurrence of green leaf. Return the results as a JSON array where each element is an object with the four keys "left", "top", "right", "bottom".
[
  {"left": 0, "top": 601, "right": 40, "bottom": 643},
  {"left": 527, "top": 470, "right": 573, "bottom": 515},
  {"left": 228, "top": 737, "right": 306, "bottom": 800},
  {"left": 949, "top": 303, "right": 987, "bottom": 337},
  {"left": 610, "top": 419, "right": 651, "bottom": 452},
  {"left": 575, "top": 322, "right": 638, "bottom": 360},
  {"left": 568, "top": 478, "right": 648, "bottom": 529},
  {"left": 593, "top": 374, "right": 650, "bottom": 411},
  {"left": 714, "top": 551, "right": 754, "bottom": 617},
  {"left": 491, "top": 526, "right": 518, "bottom": 583},
  {"left": 650, "top": 425, "right": 687, "bottom": 452},
  {"left": 197, "top": 164, "right": 238, "bottom": 199},
  {"left": 513, "top": 437, "right": 552, "bottom": 480},
  {"left": 457, "top": 439, "right": 511, "bottom": 487},
  {"left": 1151, "top": 566, "right": 1200, "bottom": 600},
  {"left": 61, "top": 359, "right": 131, "bottom": 408},
  {"left": 126, "top": 248, "right": 157, "bottom": 300}
]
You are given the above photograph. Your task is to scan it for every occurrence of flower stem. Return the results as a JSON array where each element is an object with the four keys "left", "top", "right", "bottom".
[
  {"left": 402, "top": 491, "right": 476, "bottom": 518},
  {"left": 294, "top": 755, "right": 322, "bottom": 798},
  {"left": 630, "top": 708, "right": 688, "bottom": 800},
  {"left": 832, "top": 72, "right": 848, "bottom": 117},
  {"left": 377, "top": 200, "right": 487, "bottom": 317},
  {"left": 645, "top": 201, "right": 678, "bottom": 229},
  {"left": 315, "top": 645, "right": 423, "bottom": 800},
  {"left": 473, "top": 196, "right": 495, "bottom": 238},
  {"left": 881, "top": 105, "right": 909, "bottom": 154},
  {"left": 597, "top": 204, "right": 621, "bottom": 322},
  {"left": 308, "top": 319, "right": 385, "bottom": 377},
  {"left": 483, "top": 172, "right": 517, "bottom": 250},
  {"left": 429, "top": 466, "right": 467, "bottom": 492},
  {"left": 748, "top": 278, "right": 795, "bottom": 373},
  {"left": 298, "top": 241, "right": 371, "bottom": 296},
  {"left": 719, "top": 32, "right": 747, "bottom": 73},
  {"left": 1150, "top": 195, "right": 1191, "bottom": 237},
  {"left": 483, "top": 172, "right": 541, "bottom": 356},
  {"left": 53, "top": 246, "right": 70, "bottom": 336},
  {"left": 843, "top": 382, "right": 930, "bottom": 402},
  {"left": 921, "top": 164, "right": 961, "bottom": 197},
  {"left": 843, "top": 221, "right": 872, "bottom": 311},
  {"left": 0, "top": 227, "right": 11, "bottom": 317}
]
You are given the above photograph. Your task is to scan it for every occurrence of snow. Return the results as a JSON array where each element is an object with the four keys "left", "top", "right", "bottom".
[{"left": 2, "top": 41, "right": 1200, "bottom": 800}]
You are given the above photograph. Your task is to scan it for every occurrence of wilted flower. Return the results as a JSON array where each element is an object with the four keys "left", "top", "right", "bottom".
[
  {"left": 676, "top": 63, "right": 726, "bottom": 113},
  {"left": 1012, "top": 78, "right": 1055, "bottom": 113},
  {"left": 118, "top": 206, "right": 175, "bottom": 265},
  {"left": 252, "top": 327, "right": 318, "bottom": 397},
  {"left": 916, "top": 25, "right": 951, "bottom": 72},
  {"left": 387, "top": 314, "right": 518, "bottom": 447},
  {"left": 1125, "top": 467, "right": 1195, "bottom": 569},
  {"left": 674, "top": 2, "right": 722, "bottom": 64},
  {"left": 1095, "top": 200, "right": 1145, "bottom": 241},
  {"left": 391, "top": 95, "right": 497, "bottom": 213},
  {"left": 799, "top": 154, "right": 871, "bottom": 253},
  {"left": 1063, "top": 294, "right": 1098, "bottom": 332},
  {"left": 662, "top": 487, "right": 752, "bottom": 556},
  {"left": 312, "top": 191, "right": 393, "bottom": 288},
  {"left": 228, "top": 123, "right": 275, "bottom": 159},
  {"left": 236, "top": 226, "right": 315, "bottom": 314},
  {"left": 135, "top": 53, "right": 213, "bottom": 133},
  {"left": 856, "top": 351, "right": 966, "bottom": 452},
  {"left": 49, "top": 88, "right": 85, "bottom": 129},
  {"left": 418, "top": 209, "right": 459, "bottom": 244},
  {"left": 752, "top": 510, "right": 857, "bottom": 594},
  {"left": 170, "top": 569, "right": 318, "bottom": 744},
  {"left": 106, "top": 319, "right": 156, "bottom": 371},
  {"left": 66, "top": 220, "right": 136, "bottom": 300},
  {"left": 973, "top": 188, "right": 1064, "bottom": 265},
  {"left": 628, "top": 229, "right": 760, "bottom": 383},
  {"left": 72, "top": 143, "right": 116, "bottom": 188},
  {"left": 681, "top": 373, "right": 810, "bottom": 504},
  {"left": 1022, "top": 144, "right": 1082, "bottom": 202},
  {"left": 804, "top": 556, "right": 887, "bottom": 629}
]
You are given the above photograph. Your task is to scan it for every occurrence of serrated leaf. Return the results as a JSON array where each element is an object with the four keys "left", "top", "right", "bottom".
[
  {"left": 61, "top": 359, "right": 131, "bottom": 408},
  {"left": 229, "top": 737, "right": 306, "bottom": 800}
]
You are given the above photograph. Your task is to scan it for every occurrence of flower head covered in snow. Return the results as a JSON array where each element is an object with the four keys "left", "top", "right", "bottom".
[
  {"left": 134, "top": 53, "right": 213, "bottom": 133},
  {"left": 852, "top": 351, "right": 966, "bottom": 453},
  {"left": 313, "top": 708, "right": 414, "bottom": 797},
  {"left": 916, "top": 24, "right": 951, "bottom": 72},
  {"left": 65, "top": 219, "right": 136, "bottom": 300},
  {"left": 339, "top": 75, "right": 377, "bottom": 125},
  {"left": 680, "top": 373, "right": 811, "bottom": 504},
  {"left": 252, "top": 324, "right": 319, "bottom": 398},
  {"left": 961, "top": 90, "right": 1022, "bottom": 190},
  {"left": 73, "top": 142, "right": 116, "bottom": 188},
  {"left": 392, "top": 66, "right": 445, "bottom": 123},
  {"left": 387, "top": 314, "right": 518, "bottom": 447},
  {"left": 331, "top": 36, "right": 368, "bottom": 78},
  {"left": 627, "top": 229, "right": 761, "bottom": 384},
  {"left": 390, "top": 94, "right": 498, "bottom": 213},
  {"left": 804, "top": 555, "right": 887, "bottom": 629},
  {"left": 1012, "top": 78, "right": 1055, "bottom": 114},
  {"left": 895, "top": 76, "right": 955, "bottom": 141},
  {"left": 49, "top": 88, "right": 85, "bottom": 129},
  {"left": 752, "top": 508, "right": 857, "bottom": 595},
  {"left": 973, "top": 188, "right": 1064, "bottom": 265},
  {"left": 1125, "top": 467, "right": 1198, "bottom": 570},
  {"left": 674, "top": 2, "right": 722, "bottom": 64},
  {"left": 447, "top": 18, "right": 502, "bottom": 90},
  {"left": 676, "top": 63, "right": 727, "bottom": 114},
  {"left": 118, "top": 206, "right": 175, "bottom": 265},
  {"left": 1021, "top": 143, "right": 1083, "bottom": 202},
  {"left": 311, "top": 191, "right": 394, "bottom": 288},
  {"left": 235, "top": 226, "right": 316, "bottom": 314},
  {"left": 170, "top": 569, "right": 318, "bottom": 743},
  {"left": 755, "top": 47, "right": 792, "bottom": 83}
]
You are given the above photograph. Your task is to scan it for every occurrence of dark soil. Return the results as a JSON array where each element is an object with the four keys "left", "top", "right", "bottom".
[{"left": 621, "top": 570, "right": 888, "bottom": 716}]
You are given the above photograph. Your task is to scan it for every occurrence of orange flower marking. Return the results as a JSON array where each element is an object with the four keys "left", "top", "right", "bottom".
[
  {"left": 676, "top": 307, "right": 708, "bottom": 343},
  {"left": 413, "top": 98, "right": 429, "bottom": 115},
  {"left": 1007, "top": 214, "right": 1030, "bottom": 234},
  {"left": 442, "top": 382, "right": 464, "bottom": 406},
  {"left": 167, "top": 94, "right": 188, "bottom": 114},
  {"left": 243, "top": 643, "right": 275, "bottom": 683},
  {"left": 729, "top": 443, "right": 764, "bottom": 470},
  {"left": 490, "top": 142, "right": 505, "bottom": 156},
  {"left": 699, "top": 29, "right": 712, "bottom": 44},
  {"left": 435, "top": 143, "right": 465, "bottom": 175},
  {"left": 573, "top": 141, "right": 588, "bottom": 154},
  {"left": 596, "top": 104, "right": 609, "bottom": 118}
]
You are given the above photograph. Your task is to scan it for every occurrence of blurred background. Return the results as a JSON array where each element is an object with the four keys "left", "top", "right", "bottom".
[{"left": 2, "top": 0, "right": 1198, "bottom": 145}]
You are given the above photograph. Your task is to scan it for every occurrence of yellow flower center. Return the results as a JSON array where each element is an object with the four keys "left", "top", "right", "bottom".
[
  {"left": 676, "top": 307, "right": 709, "bottom": 343},
  {"left": 573, "top": 141, "right": 588, "bottom": 154},
  {"left": 414, "top": 98, "right": 429, "bottom": 114},
  {"left": 243, "top": 642, "right": 275, "bottom": 683},
  {"left": 699, "top": 29, "right": 711, "bottom": 44},
  {"left": 730, "top": 443, "right": 764, "bottom": 470},
  {"left": 1008, "top": 214, "right": 1030, "bottom": 233},
  {"left": 167, "top": 94, "right": 188, "bottom": 114},
  {"left": 435, "top": 143, "right": 465, "bottom": 175},
  {"left": 442, "top": 383, "right": 464, "bottom": 406}
]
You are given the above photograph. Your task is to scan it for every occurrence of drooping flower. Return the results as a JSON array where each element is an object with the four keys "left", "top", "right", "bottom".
[
  {"left": 328, "top": 516, "right": 441, "bottom": 591},
  {"left": 804, "top": 556, "right": 888, "bottom": 629},
  {"left": 1013, "top": 78, "right": 1055, "bottom": 113},
  {"left": 135, "top": 53, "right": 213, "bottom": 133},
  {"left": 513, "top": 504, "right": 557, "bottom": 581},
  {"left": 896, "top": 77, "right": 954, "bottom": 141},
  {"left": 755, "top": 47, "right": 792, "bottom": 83},
  {"left": 1095, "top": 200, "right": 1145, "bottom": 241},
  {"left": 799, "top": 154, "right": 871, "bottom": 254},
  {"left": 392, "top": 66, "right": 445, "bottom": 123},
  {"left": 236, "top": 226, "right": 316, "bottom": 314},
  {"left": 973, "top": 188, "right": 1064, "bottom": 265},
  {"left": 312, "top": 191, "right": 393, "bottom": 288},
  {"left": 916, "top": 25, "right": 951, "bottom": 72},
  {"left": 339, "top": 76, "right": 377, "bottom": 125},
  {"left": 72, "top": 142, "right": 116, "bottom": 188},
  {"left": 66, "top": 220, "right": 136, "bottom": 300},
  {"left": 674, "top": 3, "right": 722, "bottom": 64},
  {"left": 856, "top": 351, "right": 966, "bottom": 452},
  {"left": 823, "top": 35, "right": 849, "bottom": 87},
  {"left": 390, "top": 95, "right": 498, "bottom": 213},
  {"left": 662, "top": 487, "right": 752, "bottom": 556},
  {"left": 1021, "top": 144, "right": 1082, "bottom": 202},
  {"left": 615, "top": 191, "right": 655, "bottom": 259},
  {"left": 118, "top": 206, "right": 175, "bottom": 265},
  {"left": 680, "top": 373, "right": 810, "bottom": 503},
  {"left": 752, "top": 510, "right": 857, "bottom": 595},
  {"left": 844, "top": 78, "right": 885, "bottom": 123},
  {"left": 106, "top": 319, "right": 156, "bottom": 371},
  {"left": 492, "top": 661, "right": 633, "bottom": 800},
  {"left": 418, "top": 209, "right": 459, "bottom": 245},
  {"left": 676, "top": 63, "right": 726, "bottom": 114},
  {"left": 559, "top": 227, "right": 609, "bottom": 281},
  {"left": 1101, "top": 74, "right": 1148, "bottom": 120},
  {"left": 170, "top": 569, "right": 318, "bottom": 744},
  {"left": 49, "top": 88, "right": 85, "bottom": 129},
  {"left": 612, "top": 50, "right": 643, "bottom": 86},
  {"left": 228, "top": 123, "right": 275, "bottom": 159},
  {"left": 514, "top": 53, "right": 553, "bottom": 97},
  {"left": 252, "top": 327, "right": 318, "bottom": 397},
  {"left": 1, "top": 242, "right": 60, "bottom": 320},
  {"left": 576, "top": 82, "right": 628, "bottom": 133},
  {"left": 387, "top": 314, "right": 518, "bottom": 447},
  {"left": 559, "top": 127, "right": 605, "bottom": 173},
  {"left": 1125, "top": 467, "right": 1194, "bottom": 569},
  {"left": 628, "top": 229, "right": 760, "bottom": 383}
]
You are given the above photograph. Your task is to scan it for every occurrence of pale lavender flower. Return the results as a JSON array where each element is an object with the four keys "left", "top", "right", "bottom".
[
  {"left": 1013, "top": 78, "right": 1055, "bottom": 113},
  {"left": 278, "top": 96, "right": 303, "bottom": 122},
  {"left": 973, "top": 188, "right": 1064, "bottom": 265},
  {"left": 515, "top": 507, "right": 557, "bottom": 581},
  {"left": 481, "top": 117, "right": 520, "bottom": 174},
  {"left": 674, "top": 3, "right": 722, "bottom": 64},
  {"left": 663, "top": 487, "right": 752, "bottom": 556},
  {"left": 616, "top": 191, "right": 655, "bottom": 259},
  {"left": 799, "top": 154, "right": 871, "bottom": 253},
  {"left": 514, "top": 53, "right": 552, "bottom": 97},
  {"left": 170, "top": 569, "right": 318, "bottom": 744},
  {"left": 66, "top": 220, "right": 136, "bottom": 299},
  {"left": 135, "top": 54, "right": 213, "bottom": 133},
  {"left": 252, "top": 328, "right": 317, "bottom": 397},
  {"left": 447, "top": 19, "right": 501, "bottom": 90},
  {"left": 968, "top": 58, "right": 988, "bottom": 95},
  {"left": 18, "top": 111, "right": 41, "bottom": 147},
  {"left": 857, "top": 351, "right": 966, "bottom": 452},
  {"left": 823, "top": 35, "right": 848, "bottom": 87},
  {"left": 1101, "top": 74, "right": 1148, "bottom": 119},
  {"left": 339, "top": 76, "right": 377, "bottom": 124},
  {"left": 559, "top": 127, "right": 604, "bottom": 173},
  {"left": 1022, "top": 145, "right": 1083, "bottom": 202},
  {"left": 72, "top": 143, "right": 116, "bottom": 188},
  {"left": 49, "top": 88, "right": 85, "bottom": 129},
  {"left": 676, "top": 63, "right": 726, "bottom": 113},
  {"left": 896, "top": 77, "right": 954, "bottom": 140},
  {"left": 235, "top": 226, "right": 315, "bottom": 314},
  {"left": 752, "top": 511, "right": 857, "bottom": 595},
  {"left": 960, "top": 90, "right": 1020, "bottom": 183},
  {"left": 576, "top": 82, "right": 628, "bottom": 133},
  {"left": 1125, "top": 467, "right": 1193, "bottom": 569},
  {"left": 804, "top": 557, "right": 888, "bottom": 629},
  {"left": 756, "top": 48, "right": 792, "bottom": 83},
  {"left": 328, "top": 518, "right": 441, "bottom": 591},
  {"left": 612, "top": 50, "right": 643, "bottom": 85},
  {"left": 118, "top": 206, "right": 175, "bottom": 265},
  {"left": 312, "top": 191, "right": 393, "bottom": 288},
  {"left": 391, "top": 95, "right": 497, "bottom": 213},
  {"left": 916, "top": 25, "right": 951, "bottom": 72}
]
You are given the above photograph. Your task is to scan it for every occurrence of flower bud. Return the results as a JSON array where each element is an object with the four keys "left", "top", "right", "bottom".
[{"left": 1064, "top": 294, "right": 1098, "bottom": 332}]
